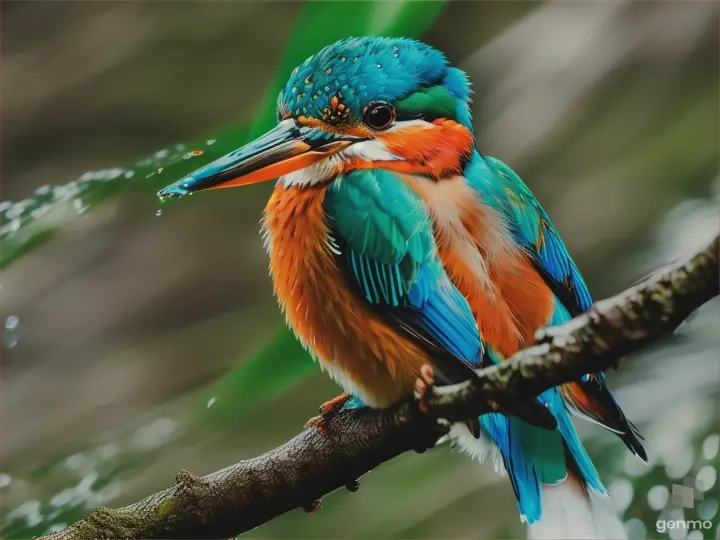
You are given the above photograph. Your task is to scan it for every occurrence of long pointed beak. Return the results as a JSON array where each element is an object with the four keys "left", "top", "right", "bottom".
[{"left": 158, "top": 120, "right": 359, "bottom": 199}]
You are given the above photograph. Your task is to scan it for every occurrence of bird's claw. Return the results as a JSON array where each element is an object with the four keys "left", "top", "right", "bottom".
[
  {"left": 413, "top": 364, "right": 435, "bottom": 414},
  {"left": 304, "top": 393, "right": 351, "bottom": 434},
  {"left": 303, "top": 498, "right": 322, "bottom": 514},
  {"left": 303, "top": 415, "right": 329, "bottom": 434},
  {"left": 346, "top": 479, "right": 360, "bottom": 492}
]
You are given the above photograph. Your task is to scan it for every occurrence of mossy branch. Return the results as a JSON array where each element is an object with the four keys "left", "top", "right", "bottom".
[{"left": 39, "top": 235, "right": 719, "bottom": 540}]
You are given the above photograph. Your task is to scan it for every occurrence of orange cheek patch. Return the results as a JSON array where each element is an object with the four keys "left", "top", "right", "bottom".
[{"left": 379, "top": 120, "right": 474, "bottom": 178}]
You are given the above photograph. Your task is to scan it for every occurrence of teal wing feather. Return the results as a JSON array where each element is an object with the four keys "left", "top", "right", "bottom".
[
  {"left": 323, "top": 169, "right": 483, "bottom": 385},
  {"left": 465, "top": 151, "right": 646, "bottom": 461},
  {"left": 467, "top": 153, "right": 591, "bottom": 315}
]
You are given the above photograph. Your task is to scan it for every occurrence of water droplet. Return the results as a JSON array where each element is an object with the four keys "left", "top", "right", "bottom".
[
  {"left": 6, "top": 500, "right": 43, "bottom": 528},
  {"left": 393, "top": 53, "right": 399, "bottom": 58},
  {"left": 64, "top": 453, "right": 88, "bottom": 472},
  {"left": 9, "top": 218, "right": 20, "bottom": 232},
  {"left": 157, "top": 167, "right": 164, "bottom": 174},
  {"left": 206, "top": 139, "right": 216, "bottom": 145},
  {"left": 132, "top": 417, "right": 178, "bottom": 450},
  {"left": 155, "top": 209, "right": 162, "bottom": 217},
  {"left": 376, "top": 64, "right": 382, "bottom": 68},
  {"left": 190, "top": 149, "right": 203, "bottom": 156},
  {"left": 106, "top": 168, "right": 123, "bottom": 180},
  {"left": 124, "top": 170, "right": 135, "bottom": 179},
  {"left": 6, "top": 316, "right": 19, "bottom": 331},
  {"left": 182, "top": 153, "right": 192, "bottom": 160},
  {"left": 207, "top": 397, "right": 217, "bottom": 408},
  {"left": 5, "top": 315, "right": 19, "bottom": 349},
  {"left": 6, "top": 204, "right": 23, "bottom": 220},
  {"left": 0, "top": 473, "right": 12, "bottom": 488},
  {"left": 99, "top": 444, "right": 118, "bottom": 460},
  {"left": 72, "top": 198, "right": 86, "bottom": 214}
]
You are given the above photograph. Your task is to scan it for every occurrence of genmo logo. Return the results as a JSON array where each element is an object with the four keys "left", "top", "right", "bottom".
[
  {"left": 654, "top": 478, "right": 714, "bottom": 534},
  {"left": 656, "top": 519, "right": 713, "bottom": 534}
]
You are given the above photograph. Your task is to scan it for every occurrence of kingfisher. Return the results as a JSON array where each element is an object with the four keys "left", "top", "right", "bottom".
[{"left": 159, "top": 37, "right": 645, "bottom": 538}]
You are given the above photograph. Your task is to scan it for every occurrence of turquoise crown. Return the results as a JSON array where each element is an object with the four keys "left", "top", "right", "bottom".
[{"left": 277, "top": 37, "right": 473, "bottom": 129}]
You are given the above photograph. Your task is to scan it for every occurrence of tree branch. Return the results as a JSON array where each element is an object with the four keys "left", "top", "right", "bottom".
[{"left": 40, "top": 235, "right": 719, "bottom": 540}]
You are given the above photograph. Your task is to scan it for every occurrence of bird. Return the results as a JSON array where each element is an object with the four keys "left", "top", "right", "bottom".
[{"left": 159, "top": 36, "right": 645, "bottom": 539}]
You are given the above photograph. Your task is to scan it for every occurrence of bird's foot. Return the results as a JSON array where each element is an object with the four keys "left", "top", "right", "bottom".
[
  {"left": 413, "top": 365, "right": 450, "bottom": 453},
  {"left": 413, "top": 364, "right": 435, "bottom": 414},
  {"left": 303, "top": 498, "right": 322, "bottom": 515},
  {"left": 303, "top": 393, "right": 352, "bottom": 434},
  {"left": 346, "top": 479, "right": 360, "bottom": 492}
]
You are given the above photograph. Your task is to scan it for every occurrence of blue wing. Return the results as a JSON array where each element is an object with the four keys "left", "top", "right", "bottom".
[
  {"left": 466, "top": 153, "right": 591, "bottom": 316},
  {"left": 465, "top": 151, "right": 646, "bottom": 460},
  {"left": 323, "top": 169, "right": 483, "bottom": 385}
]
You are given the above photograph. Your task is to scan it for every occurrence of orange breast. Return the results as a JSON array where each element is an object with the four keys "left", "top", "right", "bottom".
[
  {"left": 487, "top": 254, "right": 555, "bottom": 355},
  {"left": 403, "top": 175, "right": 555, "bottom": 359},
  {"left": 262, "top": 184, "right": 433, "bottom": 407}
]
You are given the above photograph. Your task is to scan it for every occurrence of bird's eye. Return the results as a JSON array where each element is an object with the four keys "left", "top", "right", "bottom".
[{"left": 363, "top": 102, "right": 395, "bottom": 130}]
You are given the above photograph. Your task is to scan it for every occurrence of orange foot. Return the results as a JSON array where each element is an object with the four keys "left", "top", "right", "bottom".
[
  {"left": 303, "top": 393, "right": 351, "bottom": 434},
  {"left": 413, "top": 364, "right": 435, "bottom": 414}
]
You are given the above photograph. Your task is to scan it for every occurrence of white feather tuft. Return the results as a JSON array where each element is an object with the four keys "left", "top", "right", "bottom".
[
  {"left": 528, "top": 474, "right": 627, "bottom": 540},
  {"left": 448, "top": 422, "right": 504, "bottom": 469}
]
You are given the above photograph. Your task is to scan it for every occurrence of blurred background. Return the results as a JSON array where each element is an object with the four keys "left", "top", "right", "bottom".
[{"left": 1, "top": 2, "right": 719, "bottom": 539}]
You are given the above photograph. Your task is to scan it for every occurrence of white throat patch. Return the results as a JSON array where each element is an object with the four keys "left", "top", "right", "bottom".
[{"left": 279, "top": 138, "right": 402, "bottom": 187}]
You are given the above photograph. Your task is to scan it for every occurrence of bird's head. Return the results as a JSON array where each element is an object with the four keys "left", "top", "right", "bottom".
[{"left": 158, "top": 37, "right": 474, "bottom": 199}]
